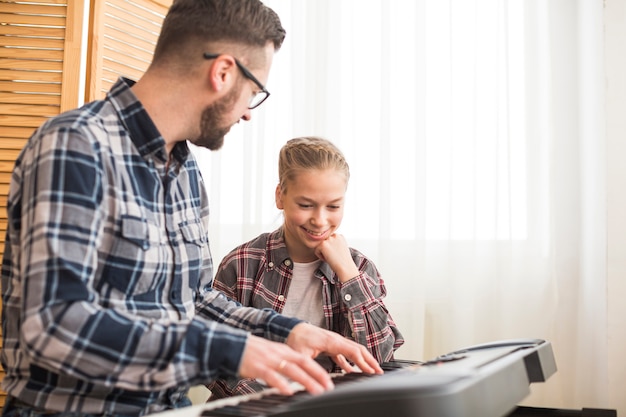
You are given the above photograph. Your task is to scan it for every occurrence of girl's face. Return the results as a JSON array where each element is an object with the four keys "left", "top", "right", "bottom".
[{"left": 276, "top": 168, "right": 347, "bottom": 263}]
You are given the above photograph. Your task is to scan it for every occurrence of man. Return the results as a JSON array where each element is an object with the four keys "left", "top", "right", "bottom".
[{"left": 0, "top": 1, "right": 382, "bottom": 416}]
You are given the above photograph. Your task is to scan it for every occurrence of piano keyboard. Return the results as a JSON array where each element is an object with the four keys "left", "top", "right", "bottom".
[{"left": 151, "top": 339, "right": 557, "bottom": 417}]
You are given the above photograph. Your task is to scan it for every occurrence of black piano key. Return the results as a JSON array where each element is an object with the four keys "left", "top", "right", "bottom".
[
  {"left": 201, "top": 405, "right": 258, "bottom": 417},
  {"left": 333, "top": 372, "right": 377, "bottom": 384},
  {"left": 202, "top": 360, "right": 422, "bottom": 417},
  {"left": 380, "top": 359, "right": 423, "bottom": 370}
]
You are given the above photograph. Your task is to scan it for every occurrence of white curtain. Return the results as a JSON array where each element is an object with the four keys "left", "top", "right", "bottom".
[{"left": 192, "top": 0, "right": 616, "bottom": 412}]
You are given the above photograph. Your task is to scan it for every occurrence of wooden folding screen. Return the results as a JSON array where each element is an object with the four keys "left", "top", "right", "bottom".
[
  {"left": 0, "top": 0, "right": 84, "bottom": 406},
  {"left": 86, "top": 0, "right": 170, "bottom": 100},
  {"left": 0, "top": 0, "right": 170, "bottom": 406}
]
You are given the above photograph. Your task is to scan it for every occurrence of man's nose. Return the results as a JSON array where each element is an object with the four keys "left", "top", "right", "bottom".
[{"left": 240, "top": 109, "right": 252, "bottom": 122}]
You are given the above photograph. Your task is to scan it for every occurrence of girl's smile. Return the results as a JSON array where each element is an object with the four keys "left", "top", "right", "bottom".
[{"left": 276, "top": 169, "right": 347, "bottom": 263}]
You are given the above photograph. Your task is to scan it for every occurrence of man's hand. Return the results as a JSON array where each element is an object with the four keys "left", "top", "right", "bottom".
[
  {"left": 286, "top": 323, "right": 384, "bottom": 375},
  {"left": 237, "top": 324, "right": 383, "bottom": 397},
  {"left": 238, "top": 334, "right": 334, "bottom": 396}
]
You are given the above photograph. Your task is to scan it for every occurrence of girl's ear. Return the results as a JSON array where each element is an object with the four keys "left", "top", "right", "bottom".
[{"left": 275, "top": 184, "right": 284, "bottom": 209}]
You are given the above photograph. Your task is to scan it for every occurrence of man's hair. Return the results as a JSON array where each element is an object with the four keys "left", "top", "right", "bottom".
[
  {"left": 153, "top": 0, "right": 285, "bottom": 67},
  {"left": 278, "top": 136, "right": 351, "bottom": 193}
]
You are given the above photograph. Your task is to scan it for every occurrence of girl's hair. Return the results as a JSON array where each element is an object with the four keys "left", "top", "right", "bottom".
[{"left": 278, "top": 136, "right": 350, "bottom": 193}]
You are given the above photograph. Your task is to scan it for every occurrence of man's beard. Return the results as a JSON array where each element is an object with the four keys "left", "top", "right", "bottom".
[{"left": 193, "top": 84, "right": 241, "bottom": 151}]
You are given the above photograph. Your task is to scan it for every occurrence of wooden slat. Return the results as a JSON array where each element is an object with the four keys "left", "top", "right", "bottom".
[
  {"left": 0, "top": 81, "right": 62, "bottom": 94},
  {"left": 106, "top": 1, "right": 164, "bottom": 33},
  {"left": 0, "top": 126, "right": 38, "bottom": 139},
  {"left": 59, "top": 0, "right": 83, "bottom": 112},
  {"left": 0, "top": 140, "right": 27, "bottom": 151},
  {"left": 0, "top": 160, "right": 21, "bottom": 172},
  {"left": 0, "top": 114, "right": 49, "bottom": 128},
  {"left": 102, "top": 68, "right": 121, "bottom": 84},
  {"left": 0, "top": 37, "right": 65, "bottom": 50},
  {"left": 103, "top": 26, "right": 159, "bottom": 58},
  {"left": 0, "top": 13, "right": 66, "bottom": 27},
  {"left": 0, "top": 173, "right": 12, "bottom": 182},
  {"left": 0, "top": 49, "right": 64, "bottom": 61},
  {"left": 103, "top": 56, "right": 147, "bottom": 78},
  {"left": 0, "top": 69, "right": 63, "bottom": 83},
  {"left": 0, "top": 2, "right": 68, "bottom": 15},
  {"left": 100, "top": 80, "right": 115, "bottom": 95},
  {"left": 0, "top": 92, "right": 60, "bottom": 105},
  {"left": 0, "top": 25, "right": 66, "bottom": 39},
  {"left": 102, "top": 15, "right": 160, "bottom": 43},
  {"left": 0, "top": 103, "right": 59, "bottom": 117},
  {"left": 103, "top": 34, "right": 157, "bottom": 59},
  {"left": 0, "top": 149, "right": 23, "bottom": 161},
  {"left": 103, "top": 43, "right": 152, "bottom": 68},
  {"left": 2, "top": 0, "right": 67, "bottom": 4},
  {"left": 85, "top": 0, "right": 105, "bottom": 100},
  {"left": 104, "top": 0, "right": 162, "bottom": 34},
  {"left": 0, "top": 58, "right": 63, "bottom": 72}
]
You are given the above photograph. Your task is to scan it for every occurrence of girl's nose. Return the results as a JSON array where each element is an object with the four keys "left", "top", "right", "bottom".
[{"left": 310, "top": 209, "right": 327, "bottom": 226}]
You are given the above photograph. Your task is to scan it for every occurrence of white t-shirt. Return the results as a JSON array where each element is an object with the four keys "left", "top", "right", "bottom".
[{"left": 282, "top": 259, "right": 327, "bottom": 329}]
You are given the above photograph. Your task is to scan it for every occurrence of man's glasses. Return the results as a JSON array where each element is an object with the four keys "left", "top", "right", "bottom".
[{"left": 203, "top": 53, "right": 270, "bottom": 110}]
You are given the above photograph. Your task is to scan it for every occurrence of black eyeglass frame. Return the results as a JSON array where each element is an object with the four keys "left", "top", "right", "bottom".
[{"left": 203, "top": 53, "right": 270, "bottom": 109}]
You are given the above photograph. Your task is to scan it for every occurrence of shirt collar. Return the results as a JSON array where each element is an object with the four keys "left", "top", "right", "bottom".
[{"left": 106, "top": 77, "right": 190, "bottom": 165}]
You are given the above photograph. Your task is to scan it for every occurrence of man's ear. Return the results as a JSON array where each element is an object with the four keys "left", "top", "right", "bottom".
[
  {"left": 275, "top": 184, "right": 284, "bottom": 209},
  {"left": 207, "top": 55, "right": 237, "bottom": 92}
]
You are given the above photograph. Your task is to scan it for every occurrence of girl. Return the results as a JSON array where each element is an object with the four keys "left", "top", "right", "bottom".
[{"left": 207, "top": 136, "right": 404, "bottom": 399}]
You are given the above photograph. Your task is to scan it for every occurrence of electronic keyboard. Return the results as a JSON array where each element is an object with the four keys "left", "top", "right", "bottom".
[{"left": 150, "top": 338, "right": 557, "bottom": 417}]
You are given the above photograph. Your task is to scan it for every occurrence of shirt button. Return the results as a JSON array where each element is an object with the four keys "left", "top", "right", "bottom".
[
  {"left": 268, "top": 262, "right": 274, "bottom": 268},
  {"left": 344, "top": 294, "right": 352, "bottom": 301},
  {"left": 278, "top": 295, "right": 285, "bottom": 302},
  {"left": 284, "top": 259, "right": 292, "bottom": 266}
]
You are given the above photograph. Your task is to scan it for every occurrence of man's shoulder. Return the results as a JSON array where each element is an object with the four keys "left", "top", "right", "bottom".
[{"left": 32, "top": 100, "right": 116, "bottom": 142}]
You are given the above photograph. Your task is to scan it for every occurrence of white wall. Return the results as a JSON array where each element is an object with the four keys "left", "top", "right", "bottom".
[{"left": 606, "top": 0, "right": 626, "bottom": 414}]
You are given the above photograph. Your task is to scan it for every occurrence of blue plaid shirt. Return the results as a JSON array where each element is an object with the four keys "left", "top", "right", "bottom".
[{"left": 0, "top": 77, "right": 300, "bottom": 416}]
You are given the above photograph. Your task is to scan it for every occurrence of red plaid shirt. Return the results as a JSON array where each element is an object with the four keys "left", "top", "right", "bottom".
[{"left": 207, "top": 227, "right": 404, "bottom": 399}]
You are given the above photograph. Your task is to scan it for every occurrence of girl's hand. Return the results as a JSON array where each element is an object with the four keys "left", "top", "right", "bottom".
[{"left": 314, "top": 233, "right": 359, "bottom": 283}]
